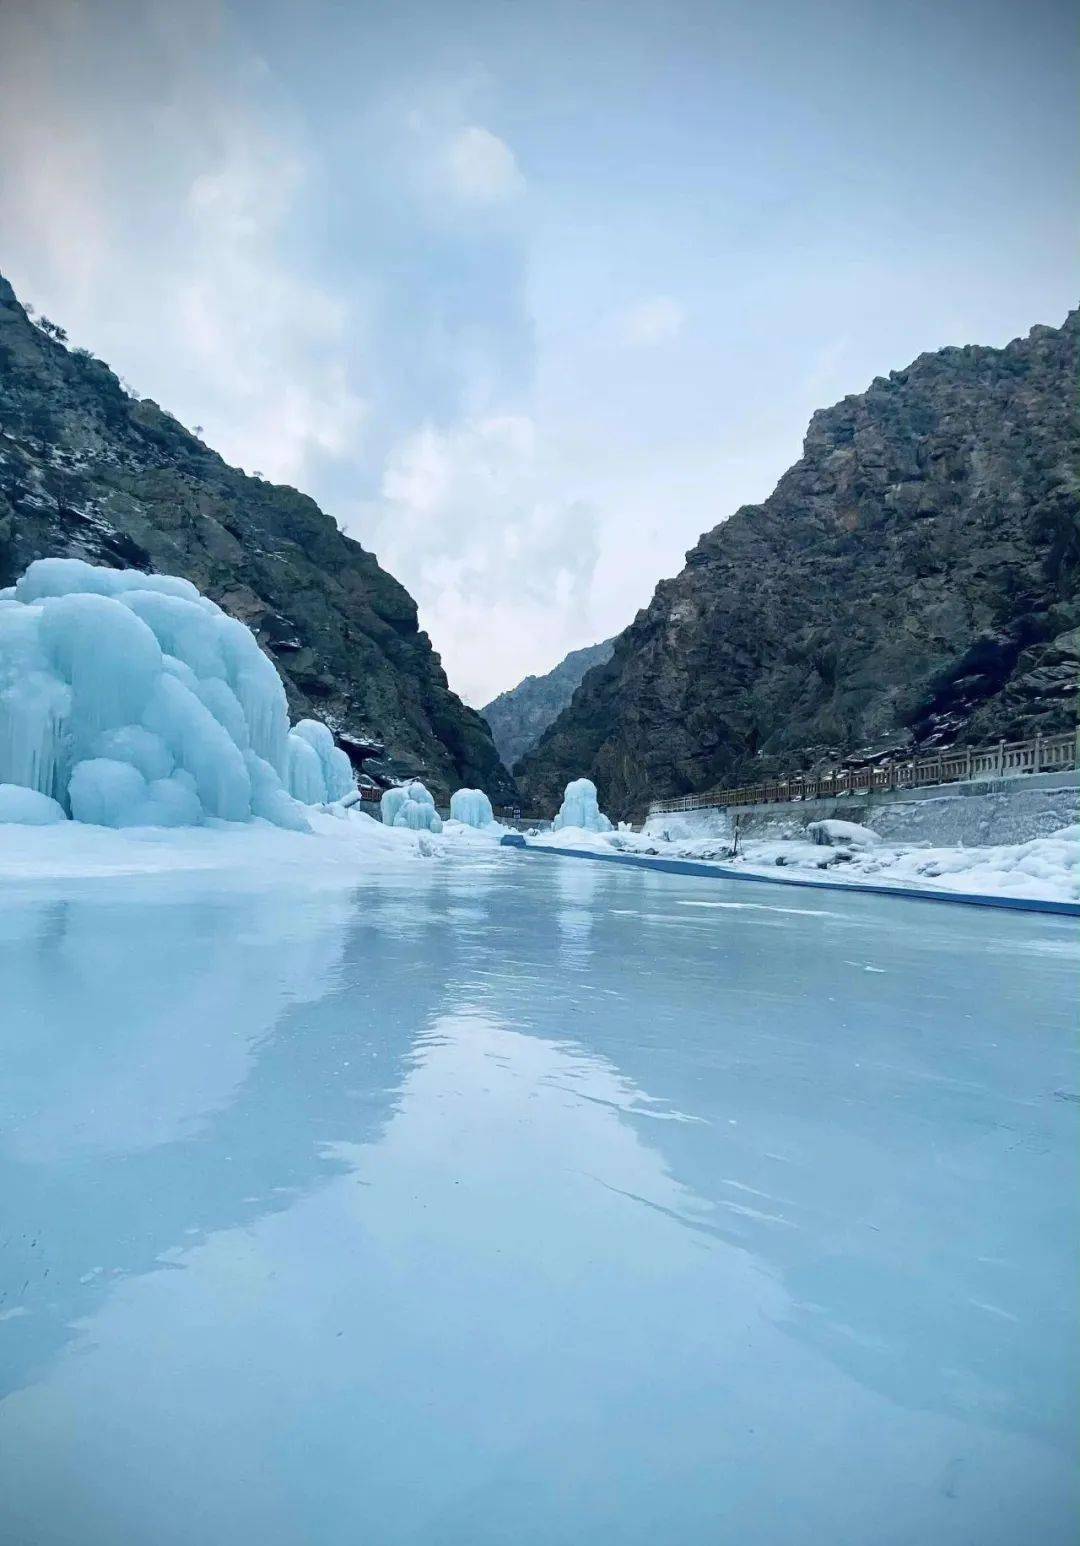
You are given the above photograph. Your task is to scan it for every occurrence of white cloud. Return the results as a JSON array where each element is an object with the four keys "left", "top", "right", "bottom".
[
  {"left": 174, "top": 128, "right": 367, "bottom": 481},
  {"left": 443, "top": 125, "right": 525, "bottom": 204},
  {"left": 0, "top": 0, "right": 365, "bottom": 488},
  {"left": 619, "top": 295, "right": 686, "bottom": 346},
  {"left": 359, "top": 414, "right": 599, "bottom": 705}
]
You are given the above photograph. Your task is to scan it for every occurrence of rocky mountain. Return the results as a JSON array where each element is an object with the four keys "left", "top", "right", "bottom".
[
  {"left": 518, "top": 313, "right": 1080, "bottom": 818},
  {"left": 481, "top": 638, "right": 615, "bottom": 771},
  {"left": 0, "top": 274, "right": 514, "bottom": 803}
]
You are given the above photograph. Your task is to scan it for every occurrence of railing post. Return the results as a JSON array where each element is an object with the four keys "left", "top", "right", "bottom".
[
  {"left": 996, "top": 739, "right": 1004, "bottom": 776},
  {"left": 1033, "top": 733, "right": 1042, "bottom": 773}
]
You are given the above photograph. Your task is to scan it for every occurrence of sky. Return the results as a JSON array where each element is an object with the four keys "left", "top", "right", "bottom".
[{"left": 0, "top": 0, "right": 1076, "bottom": 706}]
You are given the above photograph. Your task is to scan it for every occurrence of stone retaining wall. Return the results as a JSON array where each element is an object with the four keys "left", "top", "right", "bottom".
[{"left": 644, "top": 772, "right": 1078, "bottom": 848}]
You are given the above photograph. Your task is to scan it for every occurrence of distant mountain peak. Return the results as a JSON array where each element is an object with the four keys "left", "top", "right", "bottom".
[{"left": 481, "top": 639, "right": 616, "bottom": 771}]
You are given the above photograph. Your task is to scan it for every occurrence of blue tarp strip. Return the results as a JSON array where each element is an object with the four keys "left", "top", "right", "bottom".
[{"left": 505, "top": 839, "right": 1080, "bottom": 917}]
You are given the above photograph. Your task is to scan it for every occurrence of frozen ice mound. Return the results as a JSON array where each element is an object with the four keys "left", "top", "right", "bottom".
[
  {"left": 552, "top": 777, "right": 612, "bottom": 833},
  {"left": 381, "top": 780, "right": 433, "bottom": 825},
  {"left": 289, "top": 719, "right": 356, "bottom": 804},
  {"left": 394, "top": 799, "right": 443, "bottom": 834},
  {"left": 380, "top": 779, "right": 443, "bottom": 833},
  {"left": 0, "top": 558, "right": 355, "bottom": 828},
  {"left": 449, "top": 787, "right": 496, "bottom": 829},
  {"left": 0, "top": 783, "right": 67, "bottom": 825}
]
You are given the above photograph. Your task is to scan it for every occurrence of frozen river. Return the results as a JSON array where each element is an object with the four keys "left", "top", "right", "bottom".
[{"left": 2, "top": 850, "right": 1077, "bottom": 1545}]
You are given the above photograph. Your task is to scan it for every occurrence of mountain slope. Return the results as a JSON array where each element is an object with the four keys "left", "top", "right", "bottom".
[
  {"left": 0, "top": 275, "right": 514, "bottom": 802},
  {"left": 481, "top": 638, "right": 615, "bottom": 771},
  {"left": 518, "top": 313, "right": 1080, "bottom": 817}
]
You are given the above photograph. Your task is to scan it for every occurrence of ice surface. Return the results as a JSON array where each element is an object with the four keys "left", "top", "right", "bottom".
[
  {"left": 0, "top": 559, "right": 351, "bottom": 827},
  {"left": 449, "top": 787, "right": 496, "bottom": 828},
  {"left": 552, "top": 776, "right": 612, "bottom": 833},
  {"left": 0, "top": 857, "right": 1076, "bottom": 1544}
]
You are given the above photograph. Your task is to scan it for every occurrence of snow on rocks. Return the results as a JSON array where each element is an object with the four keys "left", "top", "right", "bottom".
[
  {"left": 850, "top": 825, "right": 1080, "bottom": 902},
  {"left": 641, "top": 808, "right": 733, "bottom": 843},
  {"left": 0, "top": 558, "right": 354, "bottom": 829},
  {"left": 552, "top": 777, "right": 612, "bottom": 834},
  {"left": 529, "top": 807, "right": 1079, "bottom": 904},
  {"left": 806, "top": 819, "right": 881, "bottom": 847}
]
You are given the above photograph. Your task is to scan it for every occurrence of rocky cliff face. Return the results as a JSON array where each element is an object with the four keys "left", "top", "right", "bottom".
[
  {"left": 518, "top": 313, "right": 1080, "bottom": 817},
  {"left": 0, "top": 275, "right": 514, "bottom": 803},
  {"left": 481, "top": 638, "right": 615, "bottom": 772}
]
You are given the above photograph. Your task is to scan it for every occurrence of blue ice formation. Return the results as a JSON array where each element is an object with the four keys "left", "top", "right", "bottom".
[
  {"left": 0, "top": 559, "right": 354, "bottom": 828},
  {"left": 449, "top": 787, "right": 496, "bottom": 829},
  {"left": 380, "top": 779, "right": 443, "bottom": 833},
  {"left": 288, "top": 720, "right": 355, "bottom": 806},
  {"left": 552, "top": 777, "right": 612, "bottom": 833},
  {"left": 395, "top": 798, "right": 443, "bottom": 833}
]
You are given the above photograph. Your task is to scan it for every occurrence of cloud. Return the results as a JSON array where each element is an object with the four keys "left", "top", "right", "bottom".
[
  {"left": 174, "top": 127, "right": 367, "bottom": 482},
  {"left": 0, "top": 0, "right": 365, "bottom": 488},
  {"left": 359, "top": 414, "right": 599, "bottom": 705},
  {"left": 443, "top": 125, "right": 525, "bottom": 204},
  {"left": 619, "top": 295, "right": 686, "bottom": 346}
]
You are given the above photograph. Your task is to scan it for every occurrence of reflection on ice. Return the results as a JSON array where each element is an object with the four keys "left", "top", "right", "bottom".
[
  {"left": 0, "top": 856, "right": 1077, "bottom": 1545},
  {"left": 555, "top": 855, "right": 600, "bottom": 966},
  {"left": 2, "top": 889, "right": 354, "bottom": 1162}
]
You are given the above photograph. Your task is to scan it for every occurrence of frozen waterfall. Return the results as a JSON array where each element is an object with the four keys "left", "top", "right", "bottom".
[{"left": 0, "top": 559, "right": 355, "bottom": 828}]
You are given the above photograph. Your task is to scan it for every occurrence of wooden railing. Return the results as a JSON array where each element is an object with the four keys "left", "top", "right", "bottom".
[{"left": 647, "top": 731, "right": 1078, "bottom": 816}]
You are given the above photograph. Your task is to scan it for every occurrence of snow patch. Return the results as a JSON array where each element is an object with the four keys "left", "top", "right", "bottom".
[
  {"left": 807, "top": 819, "right": 881, "bottom": 847},
  {"left": 530, "top": 813, "right": 1079, "bottom": 904}
]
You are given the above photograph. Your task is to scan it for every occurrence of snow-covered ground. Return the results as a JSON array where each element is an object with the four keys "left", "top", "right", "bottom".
[
  {"left": 0, "top": 805, "right": 507, "bottom": 886},
  {"left": 2, "top": 799, "right": 1075, "bottom": 904},
  {"left": 531, "top": 821, "right": 1080, "bottom": 903}
]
